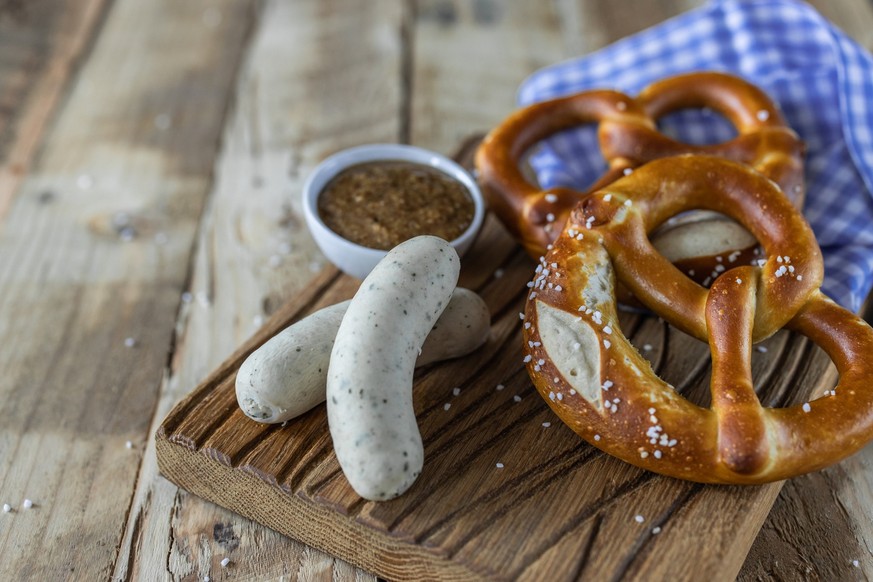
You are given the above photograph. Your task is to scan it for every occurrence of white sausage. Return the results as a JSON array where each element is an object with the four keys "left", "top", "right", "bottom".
[
  {"left": 235, "top": 288, "right": 489, "bottom": 423},
  {"left": 327, "top": 235, "right": 459, "bottom": 500}
]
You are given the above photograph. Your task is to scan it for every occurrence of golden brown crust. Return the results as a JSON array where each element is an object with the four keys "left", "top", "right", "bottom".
[
  {"left": 475, "top": 72, "right": 805, "bottom": 277},
  {"left": 522, "top": 155, "right": 873, "bottom": 484}
]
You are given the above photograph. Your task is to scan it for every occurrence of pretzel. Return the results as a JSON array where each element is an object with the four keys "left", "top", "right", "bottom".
[
  {"left": 476, "top": 72, "right": 805, "bottom": 276},
  {"left": 523, "top": 154, "right": 873, "bottom": 483}
]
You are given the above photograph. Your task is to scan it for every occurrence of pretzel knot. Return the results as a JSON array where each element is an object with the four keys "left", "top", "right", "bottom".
[
  {"left": 524, "top": 155, "right": 873, "bottom": 483},
  {"left": 476, "top": 72, "right": 805, "bottom": 278}
]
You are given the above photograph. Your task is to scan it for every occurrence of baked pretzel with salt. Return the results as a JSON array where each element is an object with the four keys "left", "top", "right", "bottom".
[
  {"left": 476, "top": 72, "right": 805, "bottom": 279},
  {"left": 523, "top": 154, "right": 873, "bottom": 483}
]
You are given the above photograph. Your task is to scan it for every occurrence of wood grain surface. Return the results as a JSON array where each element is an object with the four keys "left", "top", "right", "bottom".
[
  {"left": 1, "top": 1, "right": 872, "bottom": 580},
  {"left": 157, "top": 138, "right": 836, "bottom": 581}
]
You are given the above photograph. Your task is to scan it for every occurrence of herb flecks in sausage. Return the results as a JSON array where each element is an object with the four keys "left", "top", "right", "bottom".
[{"left": 327, "top": 236, "right": 460, "bottom": 500}]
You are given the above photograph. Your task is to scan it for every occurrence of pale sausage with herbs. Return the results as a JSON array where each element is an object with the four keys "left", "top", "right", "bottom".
[
  {"left": 327, "top": 235, "right": 459, "bottom": 500},
  {"left": 235, "top": 287, "right": 490, "bottom": 424}
]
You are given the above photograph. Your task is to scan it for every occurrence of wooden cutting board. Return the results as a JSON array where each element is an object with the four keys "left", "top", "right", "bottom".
[{"left": 155, "top": 139, "right": 837, "bottom": 581}]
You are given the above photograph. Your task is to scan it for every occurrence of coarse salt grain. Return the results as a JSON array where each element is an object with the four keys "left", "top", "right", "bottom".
[
  {"left": 604, "top": 194, "right": 613, "bottom": 202},
  {"left": 594, "top": 434, "right": 601, "bottom": 441},
  {"left": 802, "top": 402, "right": 811, "bottom": 413},
  {"left": 652, "top": 526, "right": 662, "bottom": 534},
  {"left": 452, "top": 387, "right": 461, "bottom": 396},
  {"left": 22, "top": 499, "right": 33, "bottom": 509},
  {"left": 635, "top": 515, "right": 645, "bottom": 523},
  {"left": 196, "top": 291, "right": 211, "bottom": 307},
  {"left": 642, "top": 344, "right": 652, "bottom": 352},
  {"left": 756, "top": 345, "right": 768, "bottom": 353},
  {"left": 496, "top": 463, "right": 504, "bottom": 469},
  {"left": 853, "top": 560, "right": 860, "bottom": 567},
  {"left": 124, "top": 337, "right": 137, "bottom": 348},
  {"left": 623, "top": 168, "right": 633, "bottom": 176},
  {"left": 545, "top": 193, "right": 557, "bottom": 203},
  {"left": 523, "top": 355, "right": 532, "bottom": 363},
  {"left": 496, "top": 384, "right": 505, "bottom": 391},
  {"left": 125, "top": 440, "right": 133, "bottom": 449},
  {"left": 2, "top": 503, "right": 11, "bottom": 513},
  {"left": 542, "top": 422, "right": 551, "bottom": 428},
  {"left": 756, "top": 109, "right": 770, "bottom": 121},
  {"left": 220, "top": 558, "right": 231, "bottom": 568},
  {"left": 514, "top": 395, "right": 522, "bottom": 402},
  {"left": 444, "top": 403, "right": 451, "bottom": 411},
  {"left": 77, "top": 174, "right": 93, "bottom": 189}
]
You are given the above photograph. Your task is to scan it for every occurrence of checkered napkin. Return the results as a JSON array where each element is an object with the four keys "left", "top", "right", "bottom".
[{"left": 518, "top": 0, "right": 873, "bottom": 312}]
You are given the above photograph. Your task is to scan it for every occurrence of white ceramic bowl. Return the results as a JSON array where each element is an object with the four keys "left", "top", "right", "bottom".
[{"left": 302, "top": 144, "right": 485, "bottom": 279}]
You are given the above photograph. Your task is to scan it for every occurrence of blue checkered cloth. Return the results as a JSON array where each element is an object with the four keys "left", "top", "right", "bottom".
[{"left": 518, "top": 0, "right": 873, "bottom": 312}]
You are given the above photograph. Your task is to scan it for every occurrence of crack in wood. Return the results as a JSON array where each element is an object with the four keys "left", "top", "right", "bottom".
[
  {"left": 398, "top": 0, "right": 415, "bottom": 145},
  {"left": 506, "top": 471, "right": 658, "bottom": 578},
  {"left": 609, "top": 482, "right": 704, "bottom": 581}
]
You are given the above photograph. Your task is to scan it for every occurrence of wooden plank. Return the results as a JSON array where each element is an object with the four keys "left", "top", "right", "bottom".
[
  {"left": 0, "top": 0, "right": 256, "bottom": 579},
  {"left": 156, "top": 138, "right": 838, "bottom": 580},
  {"left": 0, "top": 0, "right": 109, "bottom": 220},
  {"left": 410, "top": 0, "right": 566, "bottom": 152},
  {"left": 112, "top": 0, "right": 405, "bottom": 579},
  {"left": 127, "top": 0, "right": 873, "bottom": 579}
]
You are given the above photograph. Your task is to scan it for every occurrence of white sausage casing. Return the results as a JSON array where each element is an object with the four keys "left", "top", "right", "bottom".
[
  {"left": 235, "top": 288, "right": 489, "bottom": 423},
  {"left": 327, "top": 235, "right": 460, "bottom": 500}
]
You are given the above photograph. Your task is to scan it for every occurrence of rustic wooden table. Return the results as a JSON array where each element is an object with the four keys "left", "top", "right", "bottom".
[{"left": 2, "top": 1, "right": 872, "bottom": 580}]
